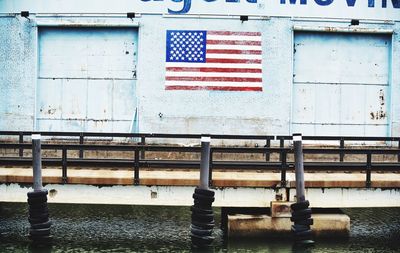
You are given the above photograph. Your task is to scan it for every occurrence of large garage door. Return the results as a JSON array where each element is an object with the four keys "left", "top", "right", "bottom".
[
  {"left": 37, "top": 27, "right": 138, "bottom": 132},
  {"left": 292, "top": 32, "right": 391, "bottom": 136}
]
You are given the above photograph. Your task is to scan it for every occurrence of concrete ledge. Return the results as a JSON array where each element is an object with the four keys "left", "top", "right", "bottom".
[
  {"left": 0, "top": 183, "right": 277, "bottom": 207},
  {"left": 0, "top": 167, "right": 281, "bottom": 187},
  {"left": 1, "top": 167, "right": 400, "bottom": 188},
  {"left": 227, "top": 213, "right": 350, "bottom": 238}
]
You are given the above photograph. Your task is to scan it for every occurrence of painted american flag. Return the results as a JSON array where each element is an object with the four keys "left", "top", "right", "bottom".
[{"left": 165, "top": 30, "right": 262, "bottom": 91}]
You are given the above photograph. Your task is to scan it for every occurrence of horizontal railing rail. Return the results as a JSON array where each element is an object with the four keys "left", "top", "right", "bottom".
[
  {"left": 276, "top": 135, "right": 400, "bottom": 141},
  {"left": 0, "top": 131, "right": 276, "bottom": 160},
  {"left": 1, "top": 135, "right": 400, "bottom": 188},
  {"left": 276, "top": 135, "right": 400, "bottom": 162}
]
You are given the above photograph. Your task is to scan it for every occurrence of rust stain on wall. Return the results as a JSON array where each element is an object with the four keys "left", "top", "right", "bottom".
[{"left": 370, "top": 89, "right": 387, "bottom": 120}]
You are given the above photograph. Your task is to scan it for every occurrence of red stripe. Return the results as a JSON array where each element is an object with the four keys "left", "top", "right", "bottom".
[
  {"left": 207, "top": 31, "right": 261, "bottom": 37},
  {"left": 206, "top": 49, "right": 262, "bottom": 55},
  {"left": 206, "top": 58, "right": 262, "bottom": 64},
  {"left": 166, "top": 85, "right": 262, "bottom": 91},
  {"left": 166, "top": 76, "right": 262, "bottom": 82},
  {"left": 207, "top": 40, "right": 261, "bottom": 46},
  {"left": 166, "top": 67, "right": 262, "bottom": 73}
]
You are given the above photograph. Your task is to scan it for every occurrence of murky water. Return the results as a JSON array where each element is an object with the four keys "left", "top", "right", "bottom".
[{"left": 0, "top": 203, "right": 399, "bottom": 252}]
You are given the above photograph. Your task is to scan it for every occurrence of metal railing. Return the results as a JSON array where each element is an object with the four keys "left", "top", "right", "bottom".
[
  {"left": 0, "top": 131, "right": 399, "bottom": 188},
  {"left": 0, "top": 131, "right": 275, "bottom": 160},
  {"left": 276, "top": 135, "right": 400, "bottom": 162}
]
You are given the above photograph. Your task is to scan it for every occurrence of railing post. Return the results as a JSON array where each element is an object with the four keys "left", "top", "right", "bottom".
[
  {"left": 279, "top": 138, "right": 284, "bottom": 160},
  {"left": 62, "top": 146, "right": 67, "bottom": 184},
  {"left": 280, "top": 151, "right": 287, "bottom": 187},
  {"left": 397, "top": 140, "right": 400, "bottom": 162},
  {"left": 200, "top": 136, "right": 211, "bottom": 189},
  {"left": 134, "top": 147, "right": 140, "bottom": 185},
  {"left": 366, "top": 153, "right": 372, "bottom": 188},
  {"left": 265, "top": 138, "right": 271, "bottom": 162},
  {"left": 32, "top": 134, "right": 43, "bottom": 191},
  {"left": 19, "top": 132, "right": 24, "bottom": 157},
  {"left": 279, "top": 137, "right": 285, "bottom": 185},
  {"left": 340, "top": 139, "right": 345, "bottom": 162},
  {"left": 208, "top": 148, "right": 213, "bottom": 187},
  {"left": 79, "top": 132, "right": 84, "bottom": 159},
  {"left": 140, "top": 136, "right": 146, "bottom": 160}
]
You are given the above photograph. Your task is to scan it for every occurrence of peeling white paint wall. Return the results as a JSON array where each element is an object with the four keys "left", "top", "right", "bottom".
[
  {"left": 0, "top": 16, "right": 36, "bottom": 131},
  {"left": 0, "top": 3, "right": 399, "bottom": 139}
]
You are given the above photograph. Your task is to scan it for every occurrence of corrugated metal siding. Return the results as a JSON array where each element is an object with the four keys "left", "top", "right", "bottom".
[
  {"left": 36, "top": 27, "right": 138, "bottom": 132},
  {"left": 292, "top": 32, "right": 391, "bottom": 136}
]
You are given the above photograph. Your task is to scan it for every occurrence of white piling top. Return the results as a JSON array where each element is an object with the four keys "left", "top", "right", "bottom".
[
  {"left": 293, "top": 134, "right": 302, "bottom": 141},
  {"left": 201, "top": 136, "right": 211, "bottom": 143},
  {"left": 31, "top": 134, "right": 41, "bottom": 140}
]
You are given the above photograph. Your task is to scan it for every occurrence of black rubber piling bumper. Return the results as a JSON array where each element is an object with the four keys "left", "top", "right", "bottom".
[
  {"left": 191, "top": 187, "right": 215, "bottom": 248},
  {"left": 27, "top": 189, "right": 52, "bottom": 245},
  {"left": 290, "top": 200, "right": 314, "bottom": 245}
]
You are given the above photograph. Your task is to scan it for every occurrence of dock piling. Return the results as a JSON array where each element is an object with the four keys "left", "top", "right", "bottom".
[
  {"left": 32, "top": 135, "right": 43, "bottom": 192},
  {"left": 190, "top": 136, "right": 215, "bottom": 248},
  {"left": 199, "top": 136, "right": 211, "bottom": 190},
  {"left": 291, "top": 133, "right": 314, "bottom": 246},
  {"left": 27, "top": 134, "right": 52, "bottom": 246}
]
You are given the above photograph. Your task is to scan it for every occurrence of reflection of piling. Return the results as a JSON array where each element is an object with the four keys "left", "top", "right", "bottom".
[
  {"left": 291, "top": 133, "right": 314, "bottom": 246},
  {"left": 27, "top": 134, "right": 52, "bottom": 245},
  {"left": 191, "top": 136, "right": 215, "bottom": 248}
]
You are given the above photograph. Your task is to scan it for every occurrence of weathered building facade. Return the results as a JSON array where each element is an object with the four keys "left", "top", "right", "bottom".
[{"left": 0, "top": 0, "right": 399, "bottom": 136}]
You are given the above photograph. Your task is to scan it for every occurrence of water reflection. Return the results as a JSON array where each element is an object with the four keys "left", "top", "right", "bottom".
[{"left": 1, "top": 203, "right": 399, "bottom": 253}]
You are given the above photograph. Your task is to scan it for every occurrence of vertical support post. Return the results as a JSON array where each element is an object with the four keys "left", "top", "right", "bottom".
[
  {"left": 279, "top": 137, "right": 285, "bottom": 185},
  {"left": 208, "top": 148, "right": 213, "bottom": 187},
  {"left": 79, "top": 132, "right": 84, "bottom": 159},
  {"left": 397, "top": 140, "right": 400, "bottom": 162},
  {"left": 134, "top": 147, "right": 140, "bottom": 185},
  {"left": 140, "top": 136, "right": 146, "bottom": 160},
  {"left": 280, "top": 151, "right": 287, "bottom": 187},
  {"left": 366, "top": 153, "right": 372, "bottom": 188},
  {"left": 19, "top": 132, "right": 24, "bottom": 157},
  {"left": 293, "top": 133, "right": 305, "bottom": 203},
  {"left": 265, "top": 138, "right": 271, "bottom": 162},
  {"left": 279, "top": 138, "right": 284, "bottom": 161},
  {"left": 340, "top": 139, "right": 345, "bottom": 162},
  {"left": 62, "top": 146, "right": 67, "bottom": 184},
  {"left": 199, "top": 136, "right": 211, "bottom": 190},
  {"left": 32, "top": 134, "right": 43, "bottom": 192}
]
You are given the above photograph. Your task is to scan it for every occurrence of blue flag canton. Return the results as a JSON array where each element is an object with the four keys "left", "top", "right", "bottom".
[{"left": 166, "top": 30, "right": 207, "bottom": 63}]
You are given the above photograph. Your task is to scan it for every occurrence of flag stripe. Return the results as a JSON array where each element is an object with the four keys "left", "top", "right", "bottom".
[
  {"left": 166, "top": 76, "right": 262, "bottom": 82},
  {"left": 166, "top": 67, "right": 262, "bottom": 73},
  {"left": 206, "top": 49, "right": 262, "bottom": 55},
  {"left": 207, "top": 31, "right": 261, "bottom": 36},
  {"left": 207, "top": 44, "right": 262, "bottom": 50},
  {"left": 207, "top": 35, "right": 262, "bottom": 41},
  {"left": 166, "top": 72, "right": 262, "bottom": 78},
  {"left": 206, "top": 58, "right": 262, "bottom": 64},
  {"left": 207, "top": 53, "right": 262, "bottom": 60},
  {"left": 165, "top": 81, "right": 262, "bottom": 87},
  {"left": 166, "top": 62, "right": 262, "bottom": 69},
  {"left": 165, "top": 86, "right": 262, "bottom": 91},
  {"left": 207, "top": 40, "right": 261, "bottom": 46}
]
